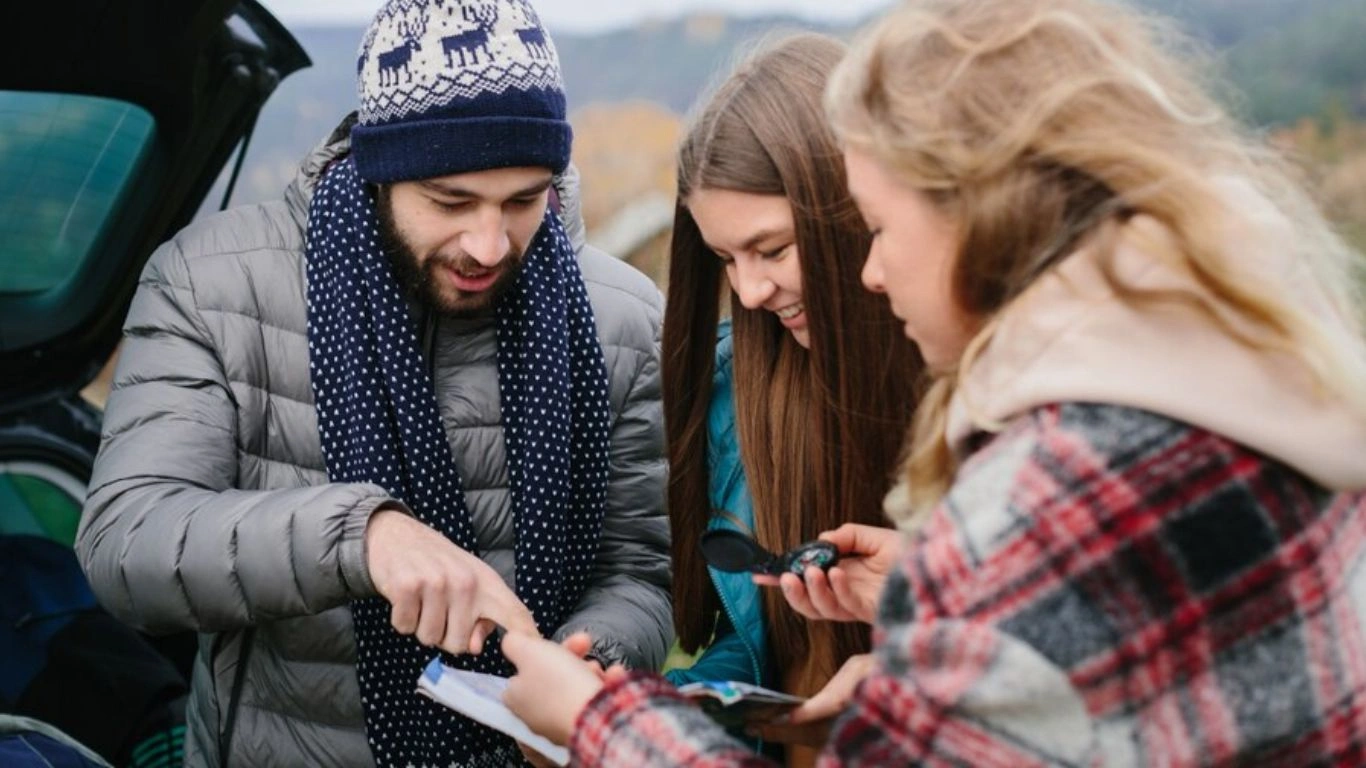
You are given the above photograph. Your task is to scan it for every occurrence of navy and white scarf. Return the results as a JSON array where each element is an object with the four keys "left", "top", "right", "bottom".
[{"left": 305, "top": 156, "right": 611, "bottom": 767}]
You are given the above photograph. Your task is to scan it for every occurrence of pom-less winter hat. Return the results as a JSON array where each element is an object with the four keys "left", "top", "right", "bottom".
[{"left": 351, "top": 0, "right": 571, "bottom": 183}]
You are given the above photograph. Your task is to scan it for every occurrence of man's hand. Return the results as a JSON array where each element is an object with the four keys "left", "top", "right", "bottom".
[
  {"left": 365, "top": 508, "right": 539, "bottom": 655},
  {"left": 753, "top": 523, "right": 903, "bottom": 624}
]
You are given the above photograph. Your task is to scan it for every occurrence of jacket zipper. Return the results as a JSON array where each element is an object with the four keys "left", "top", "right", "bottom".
[
  {"left": 710, "top": 562, "right": 764, "bottom": 754},
  {"left": 709, "top": 563, "right": 762, "bottom": 686}
]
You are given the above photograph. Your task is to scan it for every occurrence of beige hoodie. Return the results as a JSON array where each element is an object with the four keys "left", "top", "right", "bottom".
[{"left": 943, "top": 186, "right": 1366, "bottom": 492}]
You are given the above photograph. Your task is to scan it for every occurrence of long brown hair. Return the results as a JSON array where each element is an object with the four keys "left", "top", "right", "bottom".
[
  {"left": 663, "top": 33, "right": 925, "bottom": 693},
  {"left": 825, "top": 0, "right": 1366, "bottom": 521}
]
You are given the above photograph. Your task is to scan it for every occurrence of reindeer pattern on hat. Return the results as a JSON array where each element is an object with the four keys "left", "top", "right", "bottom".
[{"left": 357, "top": 0, "right": 563, "bottom": 124}]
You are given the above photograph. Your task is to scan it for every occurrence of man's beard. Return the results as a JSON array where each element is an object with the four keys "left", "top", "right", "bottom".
[{"left": 376, "top": 189, "right": 524, "bottom": 319}]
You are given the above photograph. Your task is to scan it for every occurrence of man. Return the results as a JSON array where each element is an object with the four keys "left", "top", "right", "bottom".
[{"left": 75, "top": 0, "right": 672, "bottom": 765}]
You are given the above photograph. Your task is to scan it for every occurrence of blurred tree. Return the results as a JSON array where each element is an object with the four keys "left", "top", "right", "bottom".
[{"left": 571, "top": 102, "right": 681, "bottom": 283}]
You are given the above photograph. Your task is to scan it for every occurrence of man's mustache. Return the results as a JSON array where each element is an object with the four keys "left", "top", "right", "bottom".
[{"left": 425, "top": 249, "right": 521, "bottom": 276}]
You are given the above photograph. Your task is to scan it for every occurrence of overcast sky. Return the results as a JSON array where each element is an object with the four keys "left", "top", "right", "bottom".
[{"left": 257, "top": 0, "right": 894, "bottom": 33}]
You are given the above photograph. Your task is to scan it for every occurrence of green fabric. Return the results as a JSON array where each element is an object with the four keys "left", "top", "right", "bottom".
[
  {"left": 128, "top": 725, "right": 184, "bottom": 768},
  {"left": 0, "top": 473, "right": 82, "bottom": 546}
]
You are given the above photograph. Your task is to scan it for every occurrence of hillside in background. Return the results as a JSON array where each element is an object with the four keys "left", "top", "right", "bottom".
[
  {"left": 205, "top": 14, "right": 857, "bottom": 212},
  {"left": 205, "top": 0, "right": 1366, "bottom": 270},
  {"left": 557, "top": 14, "right": 852, "bottom": 113},
  {"left": 1221, "top": 0, "right": 1366, "bottom": 125}
]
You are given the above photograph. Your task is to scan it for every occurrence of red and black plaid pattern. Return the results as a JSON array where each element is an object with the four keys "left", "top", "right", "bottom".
[{"left": 572, "top": 403, "right": 1366, "bottom": 767}]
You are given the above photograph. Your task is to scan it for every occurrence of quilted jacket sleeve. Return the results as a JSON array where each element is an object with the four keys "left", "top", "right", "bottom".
[
  {"left": 76, "top": 238, "right": 392, "bottom": 634},
  {"left": 551, "top": 285, "right": 672, "bottom": 671}
]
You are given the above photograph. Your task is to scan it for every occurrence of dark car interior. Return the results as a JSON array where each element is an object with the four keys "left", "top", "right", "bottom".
[{"left": 0, "top": 2, "right": 308, "bottom": 765}]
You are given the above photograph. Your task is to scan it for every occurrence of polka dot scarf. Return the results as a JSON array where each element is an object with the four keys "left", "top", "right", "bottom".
[{"left": 304, "top": 156, "right": 611, "bottom": 767}]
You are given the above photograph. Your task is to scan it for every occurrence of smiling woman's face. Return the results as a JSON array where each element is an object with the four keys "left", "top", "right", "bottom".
[{"left": 687, "top": 188, "right": 809, "bottom": 348}]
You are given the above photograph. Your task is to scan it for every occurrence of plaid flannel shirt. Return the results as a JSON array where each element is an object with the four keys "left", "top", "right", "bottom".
[{"left": 572, "top": 403, "right": 1366, "bottom": 766}]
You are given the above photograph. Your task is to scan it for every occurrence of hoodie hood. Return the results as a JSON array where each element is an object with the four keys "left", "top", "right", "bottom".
[{"left": 946, "top": 183, "right": 1366, "bottom": 491}]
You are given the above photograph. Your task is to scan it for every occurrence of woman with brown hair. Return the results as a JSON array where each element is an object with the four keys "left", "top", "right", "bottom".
[
  {"left": 502, "top": 0, "right": 1366, "bottom": 764},
  {"left": 656, "top": 31, "right": 922, "bottom": 762}
]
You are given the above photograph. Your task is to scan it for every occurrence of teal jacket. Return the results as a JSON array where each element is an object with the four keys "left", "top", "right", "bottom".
[{"left": 664, "top": 323, "right": 769, "bottom": 690}]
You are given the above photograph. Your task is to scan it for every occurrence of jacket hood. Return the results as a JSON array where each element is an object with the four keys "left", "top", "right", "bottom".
[
  {"left": 283, "top": 114, "right": 588, "bottom": 252},
  {"left": 947, "top": 182, "right": 1366, "bottom": 491}
]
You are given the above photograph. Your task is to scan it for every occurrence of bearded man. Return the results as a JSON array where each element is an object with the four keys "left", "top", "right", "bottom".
[{"left": 76, "top": 0, "right": 671, "bottom": 764}]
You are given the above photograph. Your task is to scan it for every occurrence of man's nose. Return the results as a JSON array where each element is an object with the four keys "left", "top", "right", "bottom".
[{"left": 459, "top": 208, "right": 511, "bottom": 267}]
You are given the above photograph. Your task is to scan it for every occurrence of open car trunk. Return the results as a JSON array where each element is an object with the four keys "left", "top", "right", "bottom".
[{"left": 0, "top": 4, "right": 308, "bottom": 765}]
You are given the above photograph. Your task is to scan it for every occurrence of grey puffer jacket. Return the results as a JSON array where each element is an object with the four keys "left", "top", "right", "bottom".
[{"left": 76, "top": 124, "right": 672, "bottom": 767}]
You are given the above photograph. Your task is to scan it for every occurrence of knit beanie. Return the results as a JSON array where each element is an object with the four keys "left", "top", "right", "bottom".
[{"left": 351, "top": 0, "right": 571, "bottom": 183}]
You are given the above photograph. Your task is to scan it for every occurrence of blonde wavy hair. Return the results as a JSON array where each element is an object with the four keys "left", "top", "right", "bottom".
[{"left": 826, "top": 0, "right": 1366, "bottom": 523}]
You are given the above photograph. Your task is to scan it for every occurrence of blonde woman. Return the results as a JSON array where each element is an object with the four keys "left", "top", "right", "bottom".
[{"left": 500, "top": 0, "right": 1366, "bottom": 764}]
